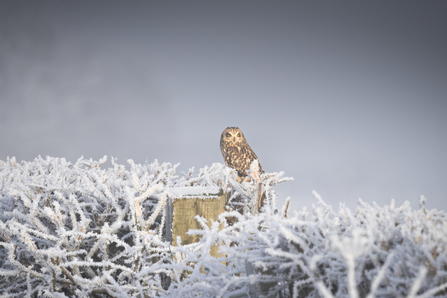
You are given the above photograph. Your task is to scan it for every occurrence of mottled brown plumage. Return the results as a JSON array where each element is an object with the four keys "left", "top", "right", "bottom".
[{"left": 220, "top": 127, "right": 263, "bottom": 179}]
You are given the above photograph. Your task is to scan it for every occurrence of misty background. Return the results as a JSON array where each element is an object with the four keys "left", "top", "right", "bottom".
[{"left": 1, "top": 1, "right": 446, "bottom": 213}]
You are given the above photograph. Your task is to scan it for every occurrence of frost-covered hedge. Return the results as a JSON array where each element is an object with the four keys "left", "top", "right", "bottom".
[{"left": 0, "top": 156, "right": 446, "bottom": 298}]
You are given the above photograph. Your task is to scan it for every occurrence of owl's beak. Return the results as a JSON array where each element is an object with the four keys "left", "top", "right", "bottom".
[{"left": 233, "top": 137, "right": 235, "bottom": 142}]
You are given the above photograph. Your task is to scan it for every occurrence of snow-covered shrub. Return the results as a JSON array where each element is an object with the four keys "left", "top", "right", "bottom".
[
  {"left": 1, "top": 156, "right": 446, "bottom": 298},
  {"left": 0, "top": 156, "right": 180, "bottom": 297},
  {"left": 169, "top": 193, "right": 447, "bottom": 298},
  {"left": 0, "top": 156, "right": 290, "bottom": 297}
]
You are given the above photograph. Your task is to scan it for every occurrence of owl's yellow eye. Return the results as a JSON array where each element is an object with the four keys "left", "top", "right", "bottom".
[
  {"left": 226, "top": 133, "right": 231, "bottom": 137},
  {"left": 237, "top": 133, "right": 241, "bottom": 137}
]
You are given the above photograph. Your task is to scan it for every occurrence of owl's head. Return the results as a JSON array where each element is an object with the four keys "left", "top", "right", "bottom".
[{"left": 221, "top": 127, "right": 245, "bottom": 145}]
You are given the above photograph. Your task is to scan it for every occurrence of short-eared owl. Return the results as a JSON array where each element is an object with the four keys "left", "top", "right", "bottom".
[{"left": 220, "top": 127, "right": 264, "bottom": 179}]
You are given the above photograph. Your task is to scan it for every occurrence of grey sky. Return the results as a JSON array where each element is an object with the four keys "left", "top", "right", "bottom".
[{"left": 1, "top": 1, "right": 446, "bottom": 212}]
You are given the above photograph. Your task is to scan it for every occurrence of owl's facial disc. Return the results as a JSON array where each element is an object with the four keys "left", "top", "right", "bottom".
[
  {"left": 224, "top": 131, "right": 235, "bottom": 143},
  {"left": 222, "top": 128, "right": 244, "bottom": 145}
]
